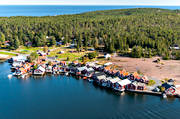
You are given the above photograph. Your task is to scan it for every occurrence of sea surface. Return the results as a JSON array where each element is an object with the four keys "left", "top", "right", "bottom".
[
  {"left": 0, "top": 5, "right": 180, "bottom": 17},
  {"left": 0, "top": 61, "right": 180, "bottom": 119}
]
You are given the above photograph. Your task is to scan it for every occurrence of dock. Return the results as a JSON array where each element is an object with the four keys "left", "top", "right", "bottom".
[{"left": 126, "top": 89, "right": 162, "bottom": 96}]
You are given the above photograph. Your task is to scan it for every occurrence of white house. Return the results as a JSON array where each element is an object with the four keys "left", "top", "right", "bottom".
[
  {"left": 34, "top": 65, "right": 45, "bottom": 75},
  {"left": 104, "top": 54, "right": 111, "bottom": 59},
  {"left": 104, "top": 62, "right": 113, "bottom": 67},
  {"left": 107, "top": 77, "right": 121, "bottom": 88},
  {"left": 12, "top": 55, "right": 28, "bottom": 62},
  {"left": 170, "top": 44, "right": 180, "bottom": 50},
  {"left": 114, "top": 79, "right": 131, "bottom": 92}
]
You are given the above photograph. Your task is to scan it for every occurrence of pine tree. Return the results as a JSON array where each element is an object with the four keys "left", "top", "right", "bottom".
[
  {"left": 14, "top": 36, "right": 20, "bottom": 49},
  {"left": 0, "top": 32, "right": 5, "bottom": 47},
  {"left": 51, "top": 36, "right": 56, "bottom": 46}
]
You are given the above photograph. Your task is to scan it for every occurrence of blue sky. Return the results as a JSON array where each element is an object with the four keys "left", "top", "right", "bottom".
[{"left": 1, "top": 0, "right": 180, "bottom": 5}]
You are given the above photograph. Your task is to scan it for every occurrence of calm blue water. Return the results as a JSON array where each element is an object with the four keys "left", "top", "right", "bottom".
[
  {"left": 0, "top": 62, "right": 180, "bottom": 119},
  {"left": 0, "top": 5, "right": 180, "bottom": 16}
]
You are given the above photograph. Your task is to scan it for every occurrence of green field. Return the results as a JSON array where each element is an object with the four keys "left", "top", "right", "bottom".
[{"left": 0, "top": 52, "right": 17, "bottom": 56}]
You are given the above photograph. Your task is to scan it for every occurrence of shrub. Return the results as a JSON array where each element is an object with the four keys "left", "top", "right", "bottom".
[
  {"left": 148, "top": 80, "right": 156, "bottom": 86},
  {"left": 131, "top": 46, "right": 143, "bottom": 58},
  {"left": 160, "top": 86, "right": 166, "bottom": 92},
  {"left": 88, "top": 52, "right": 98, "bottom": 59},
  {"left": 67, "top": 56, "right": 70, "bottom": 61},
  {"left": 28, "top": 52, "right": 38, "bottom": 62}
]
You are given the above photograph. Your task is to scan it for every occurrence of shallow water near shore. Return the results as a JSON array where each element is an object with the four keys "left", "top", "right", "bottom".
[{"left": 0, "top": 62, "right": 180, "bottom": 119}]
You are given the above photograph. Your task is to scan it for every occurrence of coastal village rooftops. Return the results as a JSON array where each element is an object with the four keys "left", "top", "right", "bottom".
[
  {"left": 162, "top": 83, "right": 175, "bottom": 90},
  {"left": 97, "top": 75, "right": 106, "bottom": 80},
  {"left": 95, "top": 65, "right": 102, "bottom": 68},
  {"left": 116, "top": 79, "right": 131, "bottom": 86},
  {"left": 104, "top": 66, "right": 111, "bottom": 70},
  {"left": 104, "top": 62, "right": 113, "bottom": 67},
  {"left": 77, "top": 67, "right": 87, "bottom": 72},
  {"left": 106, "top": 77, "right": 113, "bottom": 81},
  {"left": 12, "top": 55, "right": 28, "bottom": 62},
  {"left": 94, "top": 72, "right": 106, "bottom": 77},
  {"left": 131, "top": 81, "right": 146, "bottom": 87},
  {"left": 86, "top": 62, "right": 97, "bottom": 67},
  {"left": 113, "top": 77, "right": 121, "bottom": 80},
  {"left": 110, "top": 78, "right": 121, "bottom": 84},
  {"left": 104, "top": 54, "right": 111, "bottom": 59},
  {"left": 132, "top": 72, "right": 139, "bottom": 77},
  {"left": 12, "top": 61, "right": 22, "bottom": 67},
  {"left": 170, "top": 44, "right": 180, "bottom": 50},
  {"left": 37, "top": 66, "right": 45, "bottom": 72},
  {"left": 47, "top": 57, "right": 56, "bottom": 61},
  {"left": 86, "top": 67, "right": 94, "bottom": 72},
  {"left": 73, "top": 61, "right": 79, "bottom": 65}
]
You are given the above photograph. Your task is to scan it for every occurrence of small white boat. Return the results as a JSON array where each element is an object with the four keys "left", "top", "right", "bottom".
[
  {"left": 65, "top": 72, "right": 69, "bottom": 76},
  {"left": 21, "top": 75, "right": 25, "bottom": 79},
  {"left": 8, "top": 74, "right": 13, "bottom": 79},
  {"left": 88, "top": 79, "right": 93, "bottom": 83},
  {"left": 162, "top": 93, "right": 167, "bottom": 98}
]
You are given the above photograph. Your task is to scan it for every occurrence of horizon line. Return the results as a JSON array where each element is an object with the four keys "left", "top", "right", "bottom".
[{"left": 1, "top": 4, "right": 180, "bottom": 6}]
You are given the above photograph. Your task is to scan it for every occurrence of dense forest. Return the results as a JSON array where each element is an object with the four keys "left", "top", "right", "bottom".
[{"left": 0, "top": 8, "right": 180, "bottom": 59}]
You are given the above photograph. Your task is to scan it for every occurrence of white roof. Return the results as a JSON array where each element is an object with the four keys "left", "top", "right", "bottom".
[
  {"left": 110, "top": 78, "right": 121, "bottom": 83},
  {"left": 12, "top": 61, "right": 22, "bottom": 66},
  {"left": 12, "top": 55, "right": 27, "bottom": 61},
  {"left": 113, "top": 77, "right": 121, "bottom": 80},
  {"left": 116, "top": 79, "right": 131, "bottom": 86},
  {"left": 86, "top": 67, "right": 94, "bottom": 72},
  {"left": 104, "top": 62, "right": 112, "bottom": 66},
  {"left": 95, "top": 65, "right": 102, "bottom": 68},
  {"left": 170, "top": 46, "right": 180, "bottom": 50},
  {"left": 97, "top": 75, "right": 106, "bottom": 80},
  {"left": 47, "top": 66, "right": 52, "bottom": 69},
  {"left": 77, "top": 67, "right": 86, "bottom": 72},
  {"left": 106, "top": 77, "right": 113, "bottom": 81},
  {"left": 38, "top": 66, "right": 45, "bottom": 72},
  {"left": 86, "top": 62, "right": 96, "bottom": 67},
  {"left": 104, "top": 54, "right": 111, "bottom": 58}
]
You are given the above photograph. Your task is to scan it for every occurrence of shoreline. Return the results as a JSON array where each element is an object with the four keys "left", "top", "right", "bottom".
[
  {"left": 8, "top": 54, "right": 180, "bottom": 99},
  {"left": 0, "top": 54, "right": 12, "bottom": 60}
]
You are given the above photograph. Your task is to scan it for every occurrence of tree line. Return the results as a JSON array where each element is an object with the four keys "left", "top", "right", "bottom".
[{"left": 0, "top": 8, "right": 180, "bottom": 59}]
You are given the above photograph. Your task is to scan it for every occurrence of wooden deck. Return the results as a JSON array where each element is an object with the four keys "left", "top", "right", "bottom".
[{"left": 126, "top": 89, "right": 162, "bottom": 96}]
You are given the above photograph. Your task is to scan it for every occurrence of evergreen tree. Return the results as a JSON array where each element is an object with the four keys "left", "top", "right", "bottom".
[
  {"left": 14, "top": 36, "right": 20, "bottom": 49},
  {"left": 50, "top": 36, "right": 56, "bottom": 46},
  {"left": 0, "top": 32, "right": 5, "bottom": 47},
  {"left": 131, "top": 46, "right": 143, "bottom": 58}
]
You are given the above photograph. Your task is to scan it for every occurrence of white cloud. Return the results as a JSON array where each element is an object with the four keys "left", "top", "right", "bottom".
[{"left": 0, "top": 0, "right": 180, "bottom": 5}]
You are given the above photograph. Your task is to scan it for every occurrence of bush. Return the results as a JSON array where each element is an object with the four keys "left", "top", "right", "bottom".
[
  {"left": 88, "top": 52, "right": 98, "bottom": 59},
  {"left": 162, "top": 51, "right": 170, "bottom": 60},
  {"left": 67, "top": 56, "right": 70, "bottom": 61},
  {"left": 48, "top": 61, "right": 52, "bottom": 66},
  {"left": 28, "top": 52, "right": 38, "bottom": 62},
  {"left": 33, "top": 64, "right": 38, "bottom": 70},
  {"left": 131, "top": 46, "right": 143, "bottom": 58},
  {"left": 148, "top": 80, "right": 156, "bottom": 86},
  {"left": 160, "top": 86, "right": 166, "bottom": 92}
]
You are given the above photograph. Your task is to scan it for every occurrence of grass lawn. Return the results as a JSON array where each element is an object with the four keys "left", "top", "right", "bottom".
[
  {"left": 48, "top": 52, "right": 86, "bottom": 61},
  {"left": 0, "top": 52, "right": 17, "bottom": 56},
  {"left": 47, "top": 46, "right": 88, "bottom": 61}
]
